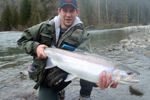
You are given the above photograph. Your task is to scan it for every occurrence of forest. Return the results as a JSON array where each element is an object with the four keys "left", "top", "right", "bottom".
[{"left": 0, "top": 0, "right": 150, "bottom": 31}]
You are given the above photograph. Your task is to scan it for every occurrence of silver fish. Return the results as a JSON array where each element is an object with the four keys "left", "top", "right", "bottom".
[{"left": 44, "top": 48, "right": 140, "bottom": 84}]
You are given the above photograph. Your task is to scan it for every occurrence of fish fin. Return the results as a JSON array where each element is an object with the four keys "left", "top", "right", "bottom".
[
  {"left": 118, "top": 81, "right": 131, "bottom": 85},
  {"left": 105, "top": 81, "right": 114, "bottom": 91},
  {"left": 74, "top": 49, "right": 84, "bottom": 53},
  {"left": 74, "top": 49, "right": 101, "bottom": 57},
  {"left": 64, "top": 74, "right": 77, "bottom": 82},
  {"left": 45, "top": 57, "right": 56, "bottom": 69},
  {"left": 52, "top": 45, "right": 56, "bottom": 48}
]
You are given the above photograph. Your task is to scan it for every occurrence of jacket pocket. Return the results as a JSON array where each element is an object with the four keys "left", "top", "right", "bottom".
[
  {"left": 40, "top": 32, "right": 52, "bottom": 46},
  {"left": 63, "top": 30, "right": 83, "bottom": 47},
  {"left": 28, "top": 69, "right": 41, "bottom": 82},
  {"left": 29, "top": 58, "right": 47, "bottom": 82}
]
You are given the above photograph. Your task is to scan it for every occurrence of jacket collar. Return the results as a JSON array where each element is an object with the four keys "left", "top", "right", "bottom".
[{"left": 53, "top": 15, "right": 83, "bottom": 44}]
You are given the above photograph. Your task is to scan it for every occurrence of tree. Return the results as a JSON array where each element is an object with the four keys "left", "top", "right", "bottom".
[
  {"left": 105, "top": 0, "right": 108, "bottom": 23},
  {"left": 1, "top": 5, "right": 12, "bottom": 31},
  {"left": 28, "top": 0, "right": 41, "bottom": 26},
  {"left": 20, "top": 0, "right": 31, "bottom": 26},
  {"left": 97, "top": 0, "right": 101, "bottom": 24},
  {"left": 0, "top": 21, "right": 2, "bottom": 31},
  {"left": 148, "top": 2, "right": 150, "bottom": 23},
  {"left": 137, "top": 0, "right": 140, "bottom": 24},
  {"left": 12, "top": 7, "right": 19, "bottom": 28},
  {"left": 1, "top": 0, "right": 150, "bottom": 31},
  {"left": 78, "top": 0, "right": 97, "bottom": 26}
]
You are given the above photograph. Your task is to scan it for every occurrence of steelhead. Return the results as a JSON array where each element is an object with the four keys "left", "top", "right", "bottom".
[{"left": 44, "top": 48, "right": 140, "bottom": 84}]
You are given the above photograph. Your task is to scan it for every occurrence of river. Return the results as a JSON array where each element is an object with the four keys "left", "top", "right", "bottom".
[{"left": 0, "top": 25, "right": 150, "bottom": 100}]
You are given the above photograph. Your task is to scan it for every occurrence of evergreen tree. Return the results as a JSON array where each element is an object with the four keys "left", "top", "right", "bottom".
[
  {"left": 120, "top": 1, "right": 128, "bottom": 24},
  {"left": 33, "top": 14, "right": 40, "bottom": 25},
  {"left": 0, "top": 21, "right": 2, "bottom": 31},
  {"left": 40, "top": 0, "right": 45, "bottom": 3},
  {"left": 12, "top": 7, "right": 19, "bottom": 28},
  {"left": 20, "top": 0, "right": 31, "bottom": 26},
  {"left": 79, "top": 0, "right": 97, "bottom": 26},
  {"left": 28, "top": 0, "right": 40, "bottom": 26},
  {"left": 1, "top": 0, "right": 150, "bottom": 31},
  {"left": 1, "top": 5, "right": 12, "bottom": 31}
]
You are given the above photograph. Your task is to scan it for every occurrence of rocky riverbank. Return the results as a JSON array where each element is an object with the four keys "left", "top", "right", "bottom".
[{"left": 94, "top": 29, "right": 150, "bottom": 59}]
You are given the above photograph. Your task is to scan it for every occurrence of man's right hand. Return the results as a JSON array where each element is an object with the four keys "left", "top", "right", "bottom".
[{"left": 36, "top": 44, "right": 48, "bottom": 59}]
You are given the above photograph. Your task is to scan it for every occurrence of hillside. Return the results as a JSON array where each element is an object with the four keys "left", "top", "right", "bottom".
[
  {"left": 0, "top": 0, "right": 21, "bottom": 19},
  {"left": 0, "top": 0, "right": 150, "bottom": 31}
]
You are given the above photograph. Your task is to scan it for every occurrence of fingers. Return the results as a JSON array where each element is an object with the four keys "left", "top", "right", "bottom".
[
  {"left": 99, "top": 72, "right": 104, "bottom": 89},
  {"left": 97, "top": 72, "right": 118, "bottom": 89},
  {"left": 106, "top": 73, "right": 111, "bottom": 87},
  {"left": 36, "top": 44, "right": 48, "bottom": 59},
  {"left": 111, "top": 80, "right": 118, "bottom": 88},
  {"left": 102, "top": 72, "right": 106, "bottom": 88},
  {"left": 98, "top": 72, "right": 107, "bottom": 89}
]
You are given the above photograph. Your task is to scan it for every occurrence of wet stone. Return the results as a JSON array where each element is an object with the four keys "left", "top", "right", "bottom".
[{"left": 129, "top": 85, "right": 145, "bottom": 96}]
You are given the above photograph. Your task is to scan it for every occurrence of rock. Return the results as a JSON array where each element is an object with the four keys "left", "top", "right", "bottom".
[
  {"left": 20, "top": 70, "right": 28, "bottom": 76},
  {"left": 145, "top": 46, "right": 150, "bottom": 50},
  {"left": 20, "top": 70, "right": 28, "bottom": 79},
  {"left": 140, "top": 45, "right": 147, "bottom": 48},
  {"left": 127, "top": 47, "right": 133, "bottom": 51},
  {"left": 129, "top": 85, "right": 145, "bottom": 96},
  {"left": 108, "top": 44, "right": 121, "bottom": 51},
  {"left": 135, "top": 40, "right": 141, "bottom": 45},
  {"left": 145, "top": 38, "right": 150, "bottom": 42},
  {"left": 120, "top": 39, "right": 129, "bottom": 44}
]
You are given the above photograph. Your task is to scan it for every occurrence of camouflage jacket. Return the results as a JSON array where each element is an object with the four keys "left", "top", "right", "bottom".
[{"left": 17, "top": 16, "right": 92, "bottom": 89}]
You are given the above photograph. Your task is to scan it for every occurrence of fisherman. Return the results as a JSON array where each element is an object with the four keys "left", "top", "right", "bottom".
[{"left": 17, "top": 0, "right": 118, "bottom": 100}]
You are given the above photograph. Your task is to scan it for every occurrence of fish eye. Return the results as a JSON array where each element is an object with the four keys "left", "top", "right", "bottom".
[{"left": 127, "top": 72, "right": 133, "bottom": 75}]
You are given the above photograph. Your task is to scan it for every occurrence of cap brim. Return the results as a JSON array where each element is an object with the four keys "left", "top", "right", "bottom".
[{"left": 60, "top": 3, "right": 77, "bottom": 9}]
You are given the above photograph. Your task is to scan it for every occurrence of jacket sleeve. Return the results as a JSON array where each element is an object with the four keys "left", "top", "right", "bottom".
[{"left": 17, "top": 23, "right": 44, "bottom": 56}]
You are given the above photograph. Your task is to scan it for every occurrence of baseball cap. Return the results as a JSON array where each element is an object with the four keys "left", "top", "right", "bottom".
[{"left": 59, "top": 0, "right": 78, "bottom": 9}]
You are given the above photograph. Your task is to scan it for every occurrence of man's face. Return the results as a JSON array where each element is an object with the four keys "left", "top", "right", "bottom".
[{"left": 58, "top": 4, "right": 79, "bottom": 29}]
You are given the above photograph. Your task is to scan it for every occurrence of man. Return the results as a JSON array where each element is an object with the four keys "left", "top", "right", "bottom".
[{"left": 17, "top": 0, "right": 118, "bottom": 100}]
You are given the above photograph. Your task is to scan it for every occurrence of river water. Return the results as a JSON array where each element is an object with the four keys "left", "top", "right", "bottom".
[{"left": 0, "top": 25, "right": 150, "bottom": 100}]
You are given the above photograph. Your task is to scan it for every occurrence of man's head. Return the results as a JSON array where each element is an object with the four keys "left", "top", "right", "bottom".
[{"left": 58, "top": 0, "right": 79, "bottom": 29}]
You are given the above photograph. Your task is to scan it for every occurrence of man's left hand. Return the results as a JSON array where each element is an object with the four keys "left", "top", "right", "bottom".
[{"left": 96, "top": 72, "right": 118, "bottom": 89}]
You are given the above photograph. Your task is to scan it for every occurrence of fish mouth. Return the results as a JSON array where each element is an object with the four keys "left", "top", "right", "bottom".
[{"left": 124, "top": 74, "right": 140, "bottom": 83}]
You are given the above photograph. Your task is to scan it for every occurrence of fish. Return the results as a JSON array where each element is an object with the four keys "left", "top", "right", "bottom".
[{"left": 44, "top": 47, "right": 140, "bottom": 84}]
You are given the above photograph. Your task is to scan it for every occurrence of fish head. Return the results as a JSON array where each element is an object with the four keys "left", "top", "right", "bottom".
[{"left": 112, "top": 64, "right": 140, "bottom": 84}]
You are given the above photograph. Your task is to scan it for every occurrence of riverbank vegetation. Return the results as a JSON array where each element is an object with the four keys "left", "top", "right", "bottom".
[{"left": 0, "top": 0, "right": 150, "bottom": 31}]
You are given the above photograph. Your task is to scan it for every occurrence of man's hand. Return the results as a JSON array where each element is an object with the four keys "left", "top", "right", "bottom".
[
  {"left": 36, "top": 44, "right": 48, "bottom": 59},
  {"left": 96, "top": 72, "right": 118, "bottom": 89}
]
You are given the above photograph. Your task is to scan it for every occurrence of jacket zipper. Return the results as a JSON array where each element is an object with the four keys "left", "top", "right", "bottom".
[{"left": 57, "top": 27, "right": 74, "bottom": 48}]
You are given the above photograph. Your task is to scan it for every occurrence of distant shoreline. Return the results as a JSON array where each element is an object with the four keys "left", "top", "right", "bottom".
[
  {"left": 0, "top": 24, "right": 149, "bottom": 33},
  {"left": 86, "top": 23, "right": 150, "bottom": 30}
]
